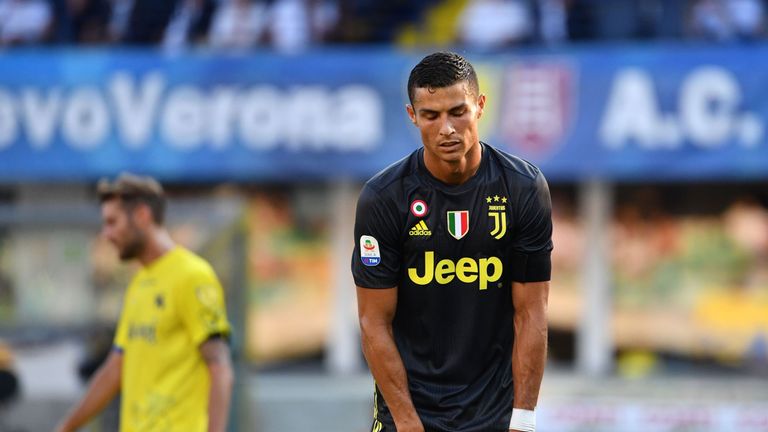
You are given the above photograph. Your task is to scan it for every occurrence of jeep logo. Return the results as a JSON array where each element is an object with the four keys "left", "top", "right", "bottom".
[{"left": 408, "top": 251, "right": 503, "bottom": 290}]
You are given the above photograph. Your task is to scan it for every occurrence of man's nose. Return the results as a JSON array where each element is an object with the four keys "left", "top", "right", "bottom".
[{"left": 439, "top": 117, "right": 455, "bottom": 136}]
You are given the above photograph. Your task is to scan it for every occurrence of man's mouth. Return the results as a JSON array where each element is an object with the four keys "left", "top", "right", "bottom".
[{"left": 439, "top": 140, "right": 461, "bottom": 150}]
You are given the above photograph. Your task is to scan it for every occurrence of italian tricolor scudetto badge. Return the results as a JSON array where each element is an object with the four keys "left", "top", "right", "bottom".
[{"left": 446, "top": 210, "right": 469, "bottom": 240}]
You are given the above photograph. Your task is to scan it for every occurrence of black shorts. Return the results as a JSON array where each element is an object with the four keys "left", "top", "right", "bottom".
[
  {"left": 370, "top": 419, "right": 508, "bottom": 432},
  {"left": 370, "top": 419, "right": 393, "bottom": 432}
]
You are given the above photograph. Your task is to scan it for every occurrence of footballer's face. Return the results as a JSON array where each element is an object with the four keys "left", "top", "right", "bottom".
[
  {"left": 101, "top": 199, "right": 146, "bottom": 261},
  {"left": 407, "top": 81, "right": 485, "bottom": 166}
]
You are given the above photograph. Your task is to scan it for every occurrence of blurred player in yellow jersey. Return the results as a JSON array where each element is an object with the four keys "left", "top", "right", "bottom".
[{"left": 56, "top": 173, "right": 233, "bottom": 432}]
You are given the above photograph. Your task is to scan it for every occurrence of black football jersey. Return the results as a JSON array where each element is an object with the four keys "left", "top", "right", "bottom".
[{"left": 352, "top": 143, "right": 553, "bottom": 432}]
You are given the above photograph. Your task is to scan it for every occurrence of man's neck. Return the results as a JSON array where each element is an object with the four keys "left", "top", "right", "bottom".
[{"left": 137, "top": 228, "right": 175, "bottom": 267}]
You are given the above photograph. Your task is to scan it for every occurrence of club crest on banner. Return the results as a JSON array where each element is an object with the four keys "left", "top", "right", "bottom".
[{"left": 499, "top": 62, "right": 575, "bottom": 158}]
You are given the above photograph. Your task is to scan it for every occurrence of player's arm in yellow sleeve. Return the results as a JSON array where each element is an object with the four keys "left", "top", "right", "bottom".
[
  {"left": 55, "top": 348, "right": 122, "bottom": 432},
  {"left": 177, "top": 267, "right": 233, "bottom": 432},
  {"left": 200, "top": 335, "right": 233, "bottom": 432}
]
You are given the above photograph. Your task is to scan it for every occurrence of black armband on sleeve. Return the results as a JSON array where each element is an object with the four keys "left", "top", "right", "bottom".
[
  {"left": 205, "top": 332, "right": 230, "bottom": 344},
  {"left": 510, "top": 251, "right": 552, "bottom": 283}
]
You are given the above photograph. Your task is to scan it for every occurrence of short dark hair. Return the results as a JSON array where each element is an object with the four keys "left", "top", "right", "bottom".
[
  {"left": 407, "top": 52, "right": 479, "bottom": 105},
  {"left": 97, "top": 173, "right": 166, "bottom": 225}
]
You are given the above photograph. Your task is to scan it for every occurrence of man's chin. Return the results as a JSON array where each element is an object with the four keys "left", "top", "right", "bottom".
[
  {"left": 118, "top": 253, "right": 135, "bottom": 261},
  {"left": 425, "top": 147, "right": 467, "bottom": 165},
  {"left": 118, "top": 248, "right": 140, "bottom": 261},
  {"left": 438, "top": 152, "right": 466, "bottom": 164}
]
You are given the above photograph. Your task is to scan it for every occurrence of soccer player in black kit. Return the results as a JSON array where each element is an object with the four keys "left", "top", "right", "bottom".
[{"left": 352, "top": 52, "right": 552, "bottom": 432}]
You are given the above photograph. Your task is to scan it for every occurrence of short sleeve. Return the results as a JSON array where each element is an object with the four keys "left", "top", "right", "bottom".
[
  {"left": 351, "top": 184, "right": 403, "bottom": 288},
  {"left": 510, "top": 171, "right": 553, "bottom": 283},
  {"left": 113, "top": 306, "right": 128, "bottom": 352},
  {"left": 175, "top": 267, "right": 231, "bottom": 347}
]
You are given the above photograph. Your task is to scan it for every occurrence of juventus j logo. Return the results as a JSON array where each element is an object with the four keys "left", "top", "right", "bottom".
[
  {"left": 486, "top": 195, "right": 508, "bottom": 240},
  {"left": 489, "top": 209, "right": 506, "bottom": 239}
]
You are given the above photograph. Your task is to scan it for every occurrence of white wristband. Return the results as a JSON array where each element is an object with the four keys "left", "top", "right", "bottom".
[{"left": 509, "top": 408, "right": 536, "bottom": 432}]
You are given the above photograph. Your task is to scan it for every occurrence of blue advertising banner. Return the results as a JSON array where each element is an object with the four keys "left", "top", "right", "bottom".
[{"left": 0, "top": 46, "right": 767, "bottom": 182}]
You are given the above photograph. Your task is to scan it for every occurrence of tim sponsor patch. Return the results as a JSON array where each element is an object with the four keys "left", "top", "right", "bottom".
[{"left": 360, "top": 235, "right": 381, "bottom": 266}]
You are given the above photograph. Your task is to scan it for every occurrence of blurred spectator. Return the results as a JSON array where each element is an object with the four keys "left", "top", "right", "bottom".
[
  {"left": 264, "top": 0, "right": 339, "bottom": 52},
  {"left": 564, "top": 0, "right": 598, "bottom": 41},
  {"left": 209, "top": 0, "right": 267, "bottom": 50},
  {"left": 723, "top": 197, "right": 768, "bottom": 288},
  {"left": 564, "top": 0, "right": 686, "bottom": 42},
  {"left": 4, "top": 0, "right": 766, "bottom": 49},
  {"left": 162, "top": 0, "right": 216, "bottom": 51},
  {"left": 456, "top": 0, "right": 533, "bottom": 50},
  {"left": 309, "top": 0, "right": 339, "bottom": 43},
  {"left": 107, "top": 0, "right": 132, "bottom": 41},
  {"left": 358, "top": 0, "right": 456, "bottom": 48},
  {"left": 122, "top": 0, "right": 179, "bottom": 45},
  {"left": 535, "top": 0, "right": 567, "bottom": 45},
  {"left": 0, "top": 0, "right": 53, "bottom": 46},
  {"left": 368, "top": 0, "right": 426, "bottom": 42},
  {"left": 687, "top": 0, "right": 765, "bottom": 41},
  {"left": 328, "top": 0, "right": 430, "bottom": 43},
  {"left": 60, "top": 0, "right": 111, "bottom": 44},
  {"left": 580, "top": 0, "right": 650, "bottom": 41},
  {"left": 688, "top": 0, "right": 733, "bottom": 40},
  {"left": 727, "top": 0, "right": 765, "bottom": 40},
  {"left": 266, "top": 0, "right": 311, "bottom": 52},
  {"left": 324, "top": 0, "right": 365, "bottom": 42}
]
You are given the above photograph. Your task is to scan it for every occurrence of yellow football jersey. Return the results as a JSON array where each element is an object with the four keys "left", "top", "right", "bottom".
[{"left": 113, "top": 246, "right": 231, "bottom": 432}]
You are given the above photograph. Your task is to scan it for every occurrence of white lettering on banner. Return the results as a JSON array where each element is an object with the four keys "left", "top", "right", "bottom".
[
  {"left": 21, "top": 88, "right": 62, "bottom": 150},
  {"left": 0, "top": 90, "right": 15, "bottom": 149},
  {"left": 600, "top": 66, "right": 764, "bottom": 150},
  {"left": 600, "top": 69, "right": 681, "bottom": 148},
  {"left": 336, "top": 85, "right": 382, "bottom": 151},
  {"left": 110, "top": 72, "right": 164, "bottom": 149},
  {"left": 680, "top": 67, "right": 739, "bottom": 148},
  {"left": 208, "top": 87, "right": 237, "bottom": 149},
  {"left": 0, "top": 72, "right": 384, "bottom": 153},
  {"left": 62, "top": 87, "right": 109, "bottom": 149},
  {"left": 239, "top": 87, "right": 282, "bottom": 150},
  {"left": 601, "top": 69, "right": 667, "bottom": 148},
  {"left": 161, "top": 86, "right": 206, "bottom": 150},
  {"left": 284, "top": 87, "right": 331, "bottom": 151}
]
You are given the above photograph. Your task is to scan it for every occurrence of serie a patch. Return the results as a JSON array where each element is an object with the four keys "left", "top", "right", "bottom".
[{"left": 360, "top": 235, "right": 381, "bottom": 266}]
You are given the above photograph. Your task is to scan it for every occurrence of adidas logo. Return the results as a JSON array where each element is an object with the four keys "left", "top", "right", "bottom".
[{"left": 409, "top": 220, "right": 432, "bottom": 237}]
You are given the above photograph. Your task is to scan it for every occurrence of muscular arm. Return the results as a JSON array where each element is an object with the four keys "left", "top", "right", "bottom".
[
  {"left": 356, "top": 286, "right": 423, "bottom": 432},
  {"left": 511, "top": 280, "right": 549, "bottom": 413},
  {"left": 55, "top": 349, "right": 122, "bottom": 432},
  {"left": 200, "top": 337, "right": 233, "bottom": 432}
]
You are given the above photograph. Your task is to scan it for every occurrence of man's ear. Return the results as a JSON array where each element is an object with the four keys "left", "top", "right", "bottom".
[
  {"left": 477, "top": 94, "right": 486, "bottom": 119},
  {"left": 406, "top": 104, "right": 417, "bottom": 126},
  {"left": 132, "top": 204, "right": 154, "bottom": 227}
]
